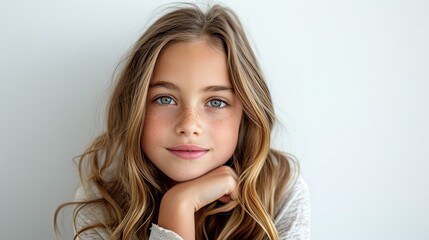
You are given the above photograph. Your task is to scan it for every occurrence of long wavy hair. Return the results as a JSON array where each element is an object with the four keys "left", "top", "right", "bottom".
[{"left": 54, "top": 3, "right": 299, "bottom": 240}]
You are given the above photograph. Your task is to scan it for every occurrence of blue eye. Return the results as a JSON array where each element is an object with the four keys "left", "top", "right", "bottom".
[
  {"left": 155, "top": 96, "right": 176, "bottom": 105},
  {"left": 208, "top": 99, "right": 226, "bottom": 108}
]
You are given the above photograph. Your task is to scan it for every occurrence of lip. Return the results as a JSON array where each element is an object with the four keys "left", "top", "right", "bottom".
[{"left": 166, "top": 144, "right": 209, "bottom": 160}]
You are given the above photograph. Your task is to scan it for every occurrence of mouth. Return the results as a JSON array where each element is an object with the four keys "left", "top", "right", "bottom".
[{"left": 166, "top": 145, "right": 209, "bottom": 160}]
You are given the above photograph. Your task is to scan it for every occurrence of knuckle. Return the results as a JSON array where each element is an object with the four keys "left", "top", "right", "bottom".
[
  {"left": 217, "top": 165, "right": 232, "bottom": 172},
  {"left": 218, "top": 166, "right": 235, "bottom": 178},
  {"left": 214, "top": 166, "right": 238, "bottom": 190},
  {"left": 225, "top": 176, "right": 236, "bottom": 188}
]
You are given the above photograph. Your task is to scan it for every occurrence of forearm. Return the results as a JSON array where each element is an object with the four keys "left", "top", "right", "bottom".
[{"left": 158, "top": 190, "right": 195, "bottom": 240}]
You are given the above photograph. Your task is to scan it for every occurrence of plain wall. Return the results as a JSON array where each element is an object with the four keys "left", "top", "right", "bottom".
[{"left": 1, "top": 0, "right": 428, "bottom": 239}]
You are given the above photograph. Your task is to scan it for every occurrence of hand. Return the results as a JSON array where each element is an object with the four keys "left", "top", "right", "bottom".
[
  {"left": 157, "top": 166, "right": 238, "bottom": 240},
  {"left": 177, "top": 165, "right": 238, "bottom": 210}
]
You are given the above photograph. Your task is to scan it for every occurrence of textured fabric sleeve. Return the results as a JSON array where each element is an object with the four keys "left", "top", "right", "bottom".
[
  {"left": 74, "top": 186, "right": 184, "bottom": 240},
  {"left": 74, "top": 186, "right": 111, "bottom": 240},
  {"left": 149, "top": 224, "right": 184, "bottom": 240},
  {"left": 275, "top": 177, "right": 311, "bottom": 240}
]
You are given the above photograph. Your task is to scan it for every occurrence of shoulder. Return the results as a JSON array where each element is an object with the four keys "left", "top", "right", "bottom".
[
  {"left": 73, "top": 183, "right": 111, "bottom": 239},
  {"left": 275, "top": 176, "right": 311, "bottom": 240},
  {"left": 70, "top": 149, "right": 119, "bottom": 239},
  {"left": 74, "top": 181, "right": 102, "bottom": 202}
]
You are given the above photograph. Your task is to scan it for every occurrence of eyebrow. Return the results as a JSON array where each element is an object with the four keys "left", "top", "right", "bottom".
[
  {"left": 149, "top": 80, "right": 234, "bottom": 92},
  {"left": 149, "top": 81, "right": 179, "bottom": 91}
]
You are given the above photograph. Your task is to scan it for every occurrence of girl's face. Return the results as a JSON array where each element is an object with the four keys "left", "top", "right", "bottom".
[{"left": 141, "top": 39, "right": 243, "bottom": 183}]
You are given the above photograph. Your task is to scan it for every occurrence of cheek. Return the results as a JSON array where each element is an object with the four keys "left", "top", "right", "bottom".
[
  {"left": 141, "top": 109, "right": 173, "bottom": 148},
  {"left": 144, "top": 107, "right": 176, "bottom": 130},
  {"left": 208, "top": 111, "right": 242, "bottom": 149}
]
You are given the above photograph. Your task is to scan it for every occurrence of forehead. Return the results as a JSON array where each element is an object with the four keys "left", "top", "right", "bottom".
[{"left": 151, "top": 39, "right": 231, "bottom": 88}]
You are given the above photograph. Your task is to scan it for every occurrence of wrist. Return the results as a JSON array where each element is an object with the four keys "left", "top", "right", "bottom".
[
  {"left": 158, "top": 189, "right": 196, "bottom": 240},
  {"left": 160, "top": 188, "right": 195, "bottom": 214}
]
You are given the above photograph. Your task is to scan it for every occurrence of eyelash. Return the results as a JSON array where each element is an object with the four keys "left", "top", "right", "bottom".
[
  {"left": 153, "top": 95, "right": 228, "bottom": 108},
  {"left": 154, "top": 96, "right": 177, "bottom": 105},
  {"left": 207, "top": 99, "right": 227, "bottom": 108}
]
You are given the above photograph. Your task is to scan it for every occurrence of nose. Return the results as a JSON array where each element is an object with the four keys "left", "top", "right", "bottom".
[{"left": 175, "top": 107, "right": 203, "bottom": 136}]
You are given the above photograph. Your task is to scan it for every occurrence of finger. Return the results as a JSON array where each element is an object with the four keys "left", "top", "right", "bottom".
[
  {"left": 219, "top": 165, "right": 239, "bottom": 181},
  {"left": 216, "top": 166, "right": 238, "bottom": 201},
  {"left": 217, "top": 195, "right": 232, "bottom": 203}
]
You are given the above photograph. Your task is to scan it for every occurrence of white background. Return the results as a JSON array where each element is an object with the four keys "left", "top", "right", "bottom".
[{"left": 1, "top": 0, "right": 428, "bottom": 239}]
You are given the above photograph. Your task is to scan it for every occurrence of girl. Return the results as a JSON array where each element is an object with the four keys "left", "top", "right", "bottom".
[{"left": 55, "top": 3, "right": 310, "bottom": 240}]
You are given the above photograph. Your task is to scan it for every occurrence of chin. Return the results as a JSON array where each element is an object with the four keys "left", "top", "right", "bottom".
[
  {"left": 167, "top": 171, "right": 206, "bottom": 183},
  {"left": 170, "top": 175, "right": 199, "bottom": 183}
]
